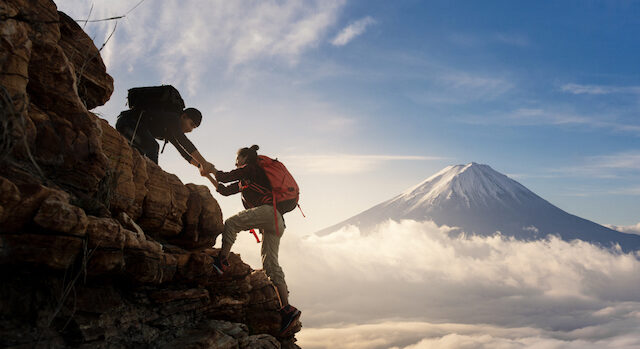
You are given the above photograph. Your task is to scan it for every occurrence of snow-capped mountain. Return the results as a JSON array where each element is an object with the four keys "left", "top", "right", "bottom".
[{"left": 318, "top": 163, "right": 640, "bottom": 252}]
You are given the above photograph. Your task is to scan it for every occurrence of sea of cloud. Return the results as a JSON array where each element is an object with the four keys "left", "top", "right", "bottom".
[{"left": 239, "top": 219, "right": 640, "bottom": 349}]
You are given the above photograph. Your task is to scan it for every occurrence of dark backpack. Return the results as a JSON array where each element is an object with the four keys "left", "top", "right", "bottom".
[{"left": 127, "top": 85, "right": 185, "bottom": 113}]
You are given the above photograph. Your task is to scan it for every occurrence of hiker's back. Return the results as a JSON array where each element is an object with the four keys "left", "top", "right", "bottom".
[{"left": 257, "top": 155, "right": 299, "bottom": 214}]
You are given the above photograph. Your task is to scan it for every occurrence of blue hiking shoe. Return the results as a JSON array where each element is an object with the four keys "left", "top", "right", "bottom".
[
  {"left": 279, "top": 304, "right": 301, "bottom": 336},
  {"left": 212, "top": 255, "right": 229, "bottom": 275}
]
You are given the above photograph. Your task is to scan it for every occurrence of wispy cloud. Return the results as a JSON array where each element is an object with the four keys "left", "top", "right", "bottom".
[
  {"left": 331, "top": 16, "right": 376, "bottom": 46},
  {"left": 504, "top": 108, "right": 640, "bottom": 135},
  {"left": 561, "top": 83, "right": 640, "bottom": 95},
  {"left": 282, "top": 154, "right": 444, "bottom": 174},
  {"left": 545, "top": 152, "right": 640, "bottom": 181},
  {"left": 407, "top": 71, "right": 514, "bottom": 105},
  {"left": 494, "top": 33, "right": 531, "bottom": 47},
  {"left": 588, "top": 152, "right": 640, "bottom": 170}
]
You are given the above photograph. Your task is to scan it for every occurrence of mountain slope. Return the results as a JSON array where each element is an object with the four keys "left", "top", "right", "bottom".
[{"left": 318, "top": 163, "right": 640, "bottom": 252}]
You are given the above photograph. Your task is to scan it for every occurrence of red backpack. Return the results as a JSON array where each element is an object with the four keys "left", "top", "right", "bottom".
[
  {"left": 258, "top": 155, "right": 299, "bottom": 212},
  {"left": 247, "top": 155, "right": 301, "bottom": 240}
]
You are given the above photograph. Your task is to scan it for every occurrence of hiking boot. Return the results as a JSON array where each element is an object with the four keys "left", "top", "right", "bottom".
[
  {"left": 279, "top": 304, "right": 301, "bottom": 336},
  {"left": 212, "top": 255, "right": 229, "bottom": 275}
]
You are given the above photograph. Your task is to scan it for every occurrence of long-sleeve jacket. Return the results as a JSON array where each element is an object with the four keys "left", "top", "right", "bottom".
[
  {"left": 119, "top": 109, "right": 197, "bottom": 163},
  {"left": 215, "top": 164, "right": 273, "bottom": 210}
]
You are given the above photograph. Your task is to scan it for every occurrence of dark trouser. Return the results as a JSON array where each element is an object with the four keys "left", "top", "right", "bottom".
[{"left": 115, "top": 115, "right": 159, "bottom": 164}]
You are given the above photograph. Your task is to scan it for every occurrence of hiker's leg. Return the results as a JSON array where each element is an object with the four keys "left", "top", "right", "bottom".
[
  {"left": 220, "top": 205, "right": 276, "bottom": 259},
  {"left": 116, "top": 117, "right": 159, "bottom": 164},
  {"left": 260, "top": 210, "right": 288, "bottom": 307},
  {"left": 137, "top": 128, "right": 159, "bottom": 164}
]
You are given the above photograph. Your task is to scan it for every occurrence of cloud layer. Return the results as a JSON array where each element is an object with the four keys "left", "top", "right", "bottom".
[{"left": 265, "top": 220, "right": 640, "bottom": 348}]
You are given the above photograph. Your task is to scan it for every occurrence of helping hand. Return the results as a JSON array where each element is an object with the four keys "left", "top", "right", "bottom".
[{"left": 199, "top": 162, "right": 216, "bottom": 176}]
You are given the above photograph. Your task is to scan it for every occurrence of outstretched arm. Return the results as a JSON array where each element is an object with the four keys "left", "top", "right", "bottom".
[
  {"left": 188, "top": 150, "right": 216, "bottom": 174},
  {"left": 217, "top": 181, "right": 241, "bottom": 196},
  {"left": 214, "top": 166, "right": 249, "bottom": 183},
  {"left": 170, "top": 133, "right": 215, "bottom": 174}
]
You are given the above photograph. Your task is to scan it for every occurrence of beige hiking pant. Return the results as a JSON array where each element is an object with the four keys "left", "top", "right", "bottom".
[{"left": 222, "top": 205, "right": 287, "bottom": 287}]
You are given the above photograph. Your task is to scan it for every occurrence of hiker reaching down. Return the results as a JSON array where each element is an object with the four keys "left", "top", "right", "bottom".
[
  {"left": 115, "top": 85, "right": 215, "bottom": 175},
  {"left": 116, "top": 108, "right": 215, "bottom": 175},
  {"left": 212, "top": 145, "right": 301, "bottom": 336}
]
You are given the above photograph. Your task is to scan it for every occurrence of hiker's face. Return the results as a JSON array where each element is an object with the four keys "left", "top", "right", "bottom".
[
  {"left": 235, "top": 155, "right": 247, "bottom": 167},
  {"left": 180, "top": 115, "right": 197, "bottom": 133}
]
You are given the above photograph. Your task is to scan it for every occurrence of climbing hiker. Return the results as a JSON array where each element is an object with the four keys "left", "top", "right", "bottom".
[
  {"left": 211, "top": 145, "right": 301, "bottom": 336},
  {"left": 115, "top": 85, "right": 215, "bottom": 175}
]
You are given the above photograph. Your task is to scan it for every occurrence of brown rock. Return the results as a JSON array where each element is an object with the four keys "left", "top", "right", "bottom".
[
  {"left": 0, "top": 6, "right": 31, "bottom": 103},
  {"left": 87, "top": 249, "right": 125, "bottom": 274},
  {"left": 124, "top": 249, "right": 164, "bottom": 284},
  {"left": 248, "top": 271, "right": 281, "bottom": 311},
  {"left": 0, "top": 233, "right": 82, "bottom": 269},
  {"left": 0, "top": 176, "right": 21, "bottom": 224},
  {"left": 160, "top": 173, "right": 189, "bottom": 236},
  {"left": 57, "top": 11, "right": 114, "bottom": 109},
  {"left": 160, "top": 329, "right": 238, "bottom": 349},
  {"left": 1, "top": 183, "right": 58, "bottom": 232},
  {"left": 178, "top": 251, "right": 216, "bottom": 282},
  {"left": 3, "top": 0, "right": 61, "bottom": 43},
  {"left": 150, "top": 288, "right": 210, "bottom": 304},
  {"left": 86, "top": 216, "right": 124, "bottom": 249},
  {"left": 176, "top": 184, "right": 224, "bottom": 249},
  {"left": 123, "top": 247, "right": 175, "bottom": 284},
  {"left": 240, "top": 334, "right": 282, "bottom": 349},
  {"left": 34, "top": 194, "right": 88, "bottom": 236},
  {"left": 98, "top": 118, "right": 136, "bottom": 217},
  {"left": 138, "top": 160, "right": 172, "bottom": 233},
  {"left": 131, "top": 150, "right": 149, "bottom": 219},
  {"left": 28, "top": 39, "right": 85, "bottom": 116}
]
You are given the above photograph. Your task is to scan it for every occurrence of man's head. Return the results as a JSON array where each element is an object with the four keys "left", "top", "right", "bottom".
[{"left": 180, "top": 108, "right": 202, "bottom": 133}]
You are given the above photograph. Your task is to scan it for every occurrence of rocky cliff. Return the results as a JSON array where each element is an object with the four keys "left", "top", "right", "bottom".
[{"left": 0, "top": 1, "right": 300, "bottom": 347}]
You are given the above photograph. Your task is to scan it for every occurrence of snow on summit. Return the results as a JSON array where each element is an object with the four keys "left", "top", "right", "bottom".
[
  {"left": 318, "top": 163, "right": 640, "bottom": 252},
  {"left": 397, "top": 162, "right": 533, "bottom": 209}
]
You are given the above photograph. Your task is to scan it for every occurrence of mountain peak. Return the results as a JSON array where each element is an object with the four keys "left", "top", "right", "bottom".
[
  {"left": 397, "top": 162, "right": 530, "bottom": 209},
  {"left": 318, "top": 163, "right": 640, "bottom": 251}
]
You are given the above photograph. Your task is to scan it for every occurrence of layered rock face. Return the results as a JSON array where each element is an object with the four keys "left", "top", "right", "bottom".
[{"left": 0, "top": 1, "right": 301, "bottom": 347}]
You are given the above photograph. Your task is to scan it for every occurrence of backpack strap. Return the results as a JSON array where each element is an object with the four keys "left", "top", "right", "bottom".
[
  {"left": 160, "top": 139, "right": 169, "bottom": 153},
  {"left": 249, "top": 229, "right": 260, "bottom": 243},
  {"left": 129, "top": 110, "right": 145, "bottom": 146}
]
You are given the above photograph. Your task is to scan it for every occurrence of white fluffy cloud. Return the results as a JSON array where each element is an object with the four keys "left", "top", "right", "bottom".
[
  {"left": 331, "top": 16, "right": 376, "bottom": 46},
  {"left": 267, "top": 220, "right": 640, "bottom": 348}
]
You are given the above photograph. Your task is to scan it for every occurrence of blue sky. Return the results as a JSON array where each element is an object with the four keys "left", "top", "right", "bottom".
[{"left": 55, "top": 0, "right": 640, "bottom": 233}]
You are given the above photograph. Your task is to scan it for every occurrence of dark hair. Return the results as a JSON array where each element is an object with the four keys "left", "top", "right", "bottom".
[
  {"left": 237, "top": 145, "right": 259, "bottom": 164},
  {"left": 183, "top": 108, "right": 202, "bottom": 127}
]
